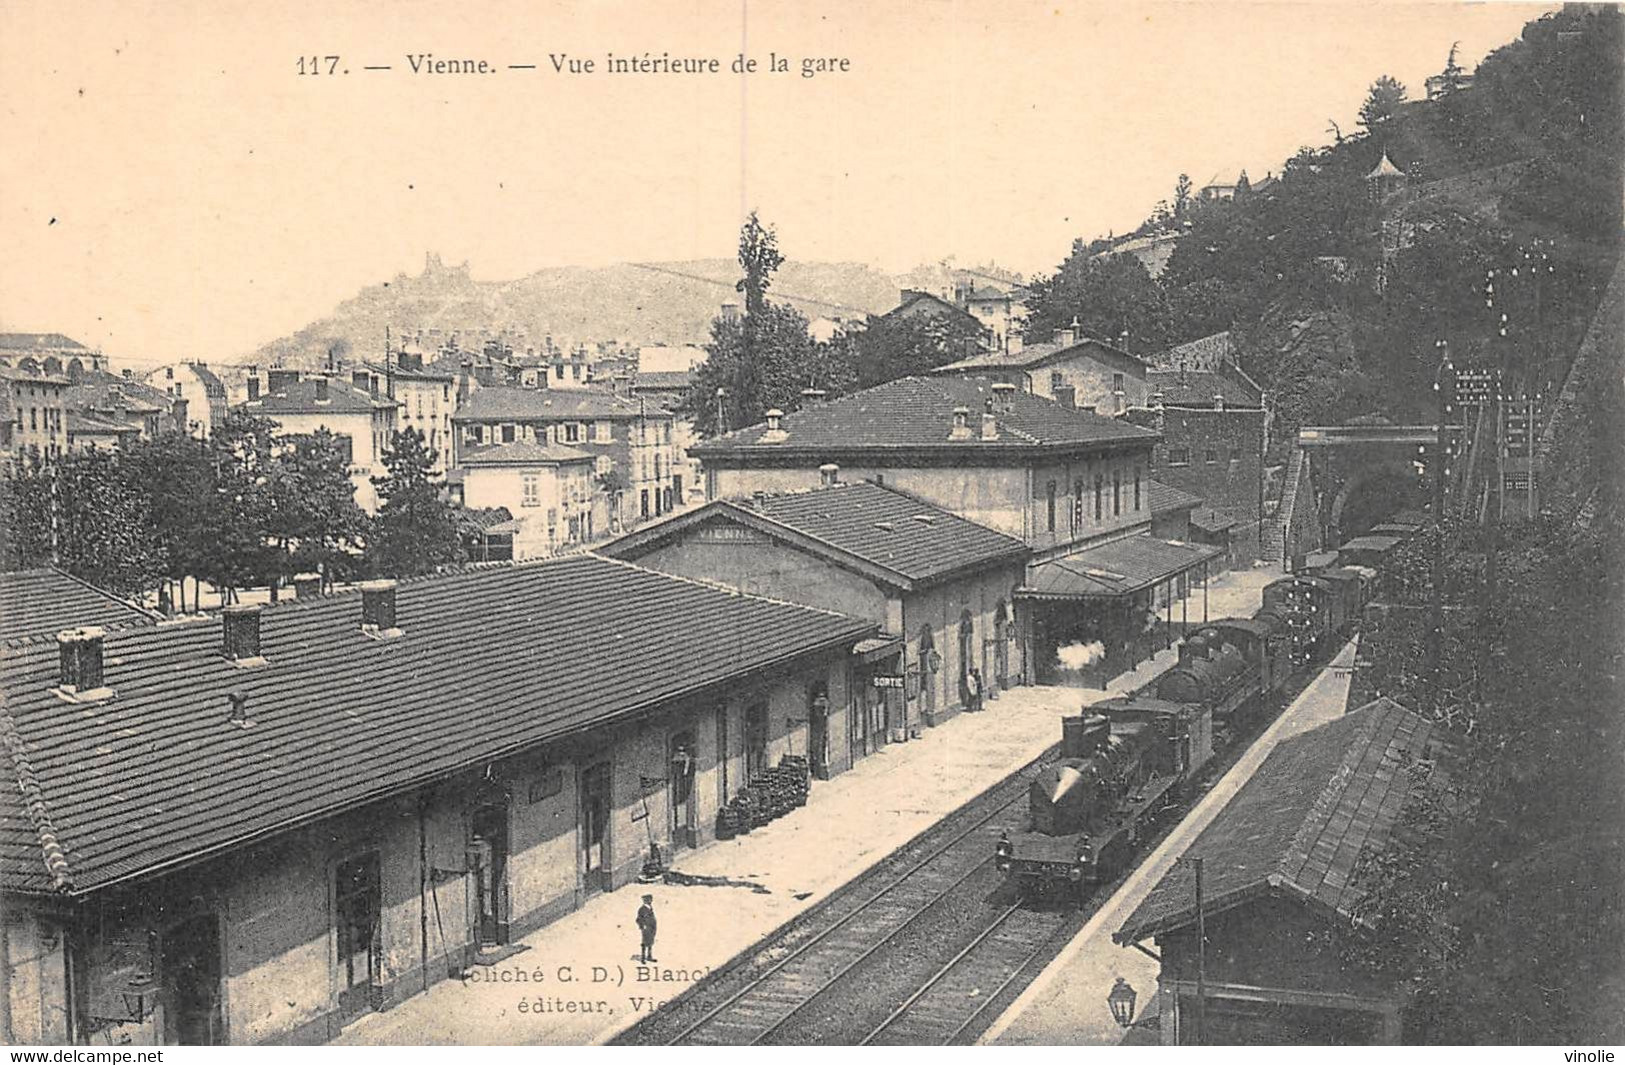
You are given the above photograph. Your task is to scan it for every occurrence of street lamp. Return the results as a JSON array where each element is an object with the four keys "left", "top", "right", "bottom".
[
  {"left": 121, "top": 969, "right": 157, "bottom": 1022},
  {"left": 1108, "top": 976, "right": 1138, "bottom": 1029}
]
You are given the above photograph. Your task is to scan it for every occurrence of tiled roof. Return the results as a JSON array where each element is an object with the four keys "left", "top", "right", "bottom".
[
  {"left": 604, "top": 481, "right": 1030, "bottom": 589},
  {"left": 1147, "top": 368, "right": 1262, "bottom": 408},
  {"left": 64, "top": 373, "right": 169, "bottom": 417},
  {"left": 691, "top": 376, "right": 1158, "bottom": 458},
  {"left": 0, "top": 365, "right": 71, "bottom": 386},
  {"left": 1146, "top": 479, "right": 1202, "bottom": 516},
  {"left": 0, "top": 556, "right": 874, "bottom": 894},
  {"left": 1190, "top": 508, "right": 1239, "bottom": 533},
  {"left": 1020, "top": 535, "right": 1222, "bottom": 599},
  {"left": 240, "top": 377, "right": 397, "bottom": 415},
  {"left": 0, "top": 334, "right": 87, "bottom": 351},
  {"left": 65, "top": 411, "right": 139, "bottom": 437},
  {"left": 634, "top": 371, "right": 693, "bottom": 390},
  {"left": 1115, "top": 698, "right": 1433, "bottom": 943},
  {"left": 0, "top": 569, "right": 156, "bottom": 645},
  {"left": 453, "top": 387, "right": 659, "bottom": 422},
  {"left": 459, "top": 441, "right": 595, "bottom": 466},
  {"left": 934, "top": 335, "right": 1147, "bottom": 374}
]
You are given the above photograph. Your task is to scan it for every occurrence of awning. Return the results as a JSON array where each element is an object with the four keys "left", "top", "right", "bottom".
[
  {"left": 1018, "top": 536, "right": 1223, "bottom": 600},
  {"left": 852, "top": 633, "right": 905, "bottom": 664}
]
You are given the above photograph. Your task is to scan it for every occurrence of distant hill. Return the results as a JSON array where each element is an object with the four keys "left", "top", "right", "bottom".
[{"left": 244, "top": 254, "right": 903, "bottom": 370}]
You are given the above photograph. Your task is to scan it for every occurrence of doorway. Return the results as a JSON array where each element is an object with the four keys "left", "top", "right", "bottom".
[
  {"left": 580, "top": 763, "right": 612, "bottom": 894},
  {"left": 958, "top": 611, "right": 976, "bottom": 707},
  {"left": 334, "top": 852, "right": 382, "bottom": 1020},
  {"left": 469, "top": 805, "right": 509, "bottom": 947},
  {"left": 160, "top": 914, "right": 221, "bottom": 1045},
  {"left": 807, "top": 683, "right": 830, "bottom": 780},
  {"left": 745, "top": 703, "right": 768, "bottom": 779},
  {"left": 994, "top": 601, "right": 1010, "bottom": 690},
  {"left": 668, "top": 731, "right": 696, "bottom": 850}
]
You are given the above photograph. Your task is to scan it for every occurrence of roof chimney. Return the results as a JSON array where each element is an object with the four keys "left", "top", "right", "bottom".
[
  {"left": 721, "top": 301, "right": 741, "bottom": 323},
  {"left": 819, "top": 463, "right": 839, "bottom": 487},
  {"left": 353, "top": 370, "right": 371, "bottom": 395},
  {"left": 800, "top": 388, "right": 827, "bottom": 406},
  {"left": 1214, "top": 392, "right": 1226, "bottom": 411},
  {"left": 314, "top": 376, "right": 330, "bottom": 403},
  {"left": 991, "top": 381, "right": 1018, "bottom": 412},
  {"left": 293, "top": 572, "right": 322, "bottom": 599},
  {"left": 761, "top": 409, "right": 788, "bottom": 444},
  {"left": 222, "top": 603, "right": 265, "bottom": 664},
  {"left": 360, "top": 579, "right": 401, "bottom": 637},
  {"left": 949, "top": 406, "right": 973, "bottom": 441},
  {"left": 1055, "top": 326, "right": 1076, "bottom": 348},
  {"left": 246, "top": 375, "right": 260, "bottom": 402},
  {"left": 56, "top": 627, "right": 108, "bottom": 697},
  {"left": 981, "top": 409, "right": 999, "bottom": 441},
  {"left": 1006, "top": 332, "right": 1023, "bottom": 356}
]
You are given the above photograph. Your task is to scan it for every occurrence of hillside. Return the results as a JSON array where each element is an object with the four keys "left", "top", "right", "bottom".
[{"left": 247, "top": 254, "right": 903, "bottom": 369}]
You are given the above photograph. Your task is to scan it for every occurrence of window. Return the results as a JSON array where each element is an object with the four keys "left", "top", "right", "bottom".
[
  {"left": 1167, "top": 447, "right": 1190, "bottom": 467},
  {"left": 1134, "top": 468, "right": 1142, "bottom": 510},
  {"left": 1045, "top": 480, "right": 1057, "bottom": 532},
  {"left": 1113, "top": 470, "right": 1122, "bottom": 516},
  {"left": 594, "top": 420, "right": 613, "bottom": 442},
  {"left": 522, "top": 473, "right": 540, "bottom": 507},
  {"left": 501, "top": 424, "right": 516, "bottom": 444},
  {"left": 471, "top": 425, "right": 485, "bottom": 444},
  {"left": 1113, "top": 372, "right": 1125, "bottom": 393},
  {"left": 564, "top": 423, "right": 581, "bottom": 443},
  {"left": 1094, "top": 474, "right": 1104, "bottom": 522},
  {"left": 641, "top": 489, "right": 650, "bottom": 518},
  {"left": 332, "top": 433, "right": 354, "bottom": 465},
  {"left": 1205, "top": 449, "right": 1218, "bottom": 464},
  {"left": 554, "top": 365, "right": 565, "bottom": 379},
  {"left": 596, "top": 455, "right": 612, "bottom": 476},
  {"left": 1072, "top": 478, "right": 1085, "bottom": 531},
  {"left": 1050, "top": 370, "right": 1065, "bottom": 392}
]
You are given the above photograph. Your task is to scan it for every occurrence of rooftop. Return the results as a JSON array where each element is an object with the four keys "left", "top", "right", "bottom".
[
  {"left": 1115, "top": 698, "right": 1434, "bottom": 943},
  {"left": 1150, "top": 330, "right": 1233, "bottom": 370},
  {"left": 0, "top": 568, "right": 157, "bottom": 645},
  {"left": 691, "top": 376, "right": 1158, "bottom": 459},
  {"left": 1019, "top": 535, "right": 1222, "bottom": 599},
  {"left": 240, "top": 376, "right": 397, "bottom": 415},
  {"left": 932, "top": 335, "right": 1147, "bottom": 374},
  {"left": 0, "top": 555, "right": 874, "bottom": 895},
  {"left": 1146, "top": 479, "right": 1203, "bottom": 516},
  {"left": 1147, "top": 368, "right": 1263, "bottom": 408},
  {"left": 459, "top": 441, "right": 596, "bottom": 467},
  {"left": 602, "top": 480, "right": 1031, "bottom": 590},
  {"left": 452, "top": 386, "right": 664, "bottom": 422}
]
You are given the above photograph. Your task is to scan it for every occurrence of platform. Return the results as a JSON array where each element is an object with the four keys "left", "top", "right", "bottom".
[{"left": 332, "top": 569, "right": 1274, "bottom": 1046}]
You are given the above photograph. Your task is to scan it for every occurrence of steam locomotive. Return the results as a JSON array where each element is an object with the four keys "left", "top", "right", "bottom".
[{"left": 998, "top": 564, "right": 1376, "bottom": 901}]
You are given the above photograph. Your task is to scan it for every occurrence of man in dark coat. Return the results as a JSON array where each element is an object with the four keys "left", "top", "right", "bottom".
[{"left": 636, "top": 894, "right": 657, "bottom": 963}]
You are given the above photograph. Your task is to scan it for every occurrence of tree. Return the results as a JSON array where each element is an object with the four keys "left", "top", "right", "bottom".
[
  {"left": 367, "top": 428, "right": 464, "bottom": 578},
  {"left": 265, "top": 429, "right": 368, "bottom": 594},
  {"left": 1235, "top": 169, "right": 1252, "bottom": 198},
  {"left": 199, "top": 410, "right": 279, "bottom": 604},
  {"left": 123, "top": 430, "right": 215, "bottom": 612},
  {"left": 1359, "top": 74, "right": 1408, "bottom": 130},
  {"left": 689, "top": 212, "right": 835, "bottom": 437},
  {"left": 1174, "top": 173, "right": 1194, "bottom": 218},
  {"left": 849, "top": 309, "right": 987, "bottom": 389},
  {"left": 1439, "top": 41, "right": 1465, "bottom": 94},
  {"left": 1022, "top": 244, "right": 1172, "bottom": 352}
]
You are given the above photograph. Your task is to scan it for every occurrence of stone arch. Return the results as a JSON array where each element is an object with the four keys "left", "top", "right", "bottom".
[{"left": 1329, "top": 458, "right": 1423, "bottom": 544}]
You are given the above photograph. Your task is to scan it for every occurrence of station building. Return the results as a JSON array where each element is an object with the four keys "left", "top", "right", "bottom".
[
  {"left": 601, "top": 474, "right": 1032, "bottom": 759},
  {"left": 0, "top": 558, "right": 872, "bottom": 1045},
  {"left": 690, "top": 375, "right": 1222, "bottom": 689}
]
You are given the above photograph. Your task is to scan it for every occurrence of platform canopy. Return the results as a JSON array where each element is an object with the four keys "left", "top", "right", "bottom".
[{"left": 1018, "top": 536, "right": 1223, "bottom": 600}]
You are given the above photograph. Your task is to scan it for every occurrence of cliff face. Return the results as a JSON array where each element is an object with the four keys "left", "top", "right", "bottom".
[{"left": 245, "top": 255, "right": 904, "bottom": 370}]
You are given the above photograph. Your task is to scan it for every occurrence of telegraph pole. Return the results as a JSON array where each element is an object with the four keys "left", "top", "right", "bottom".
[
  {"left": 1429, "top": 341, "right": 1454, "bottom": 716},
  {"left": 1194, "top": 856, "right": 1207, "bottom": 1046}
]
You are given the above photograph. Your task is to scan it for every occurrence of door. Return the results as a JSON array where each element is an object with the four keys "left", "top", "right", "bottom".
[
  {"left": 807, "top": 684, "right": 830, "bottom": 780},
  {"left": 668, "top": 731, "right": 696, "bottom": 849},
  {"left": 745, "top": 704, "right": 768, "bottom": 780},
  {"left": 160, "top": 915, "right": 221, "bottom": 1045},
  {"left": 994, "top": 601, "right": 1010, "bottom": 690},
  {"left": 470, "top": 805, "right": 509, "bottom": 946},
  {"left": 958, "top": 612, "right": 976, "bottom": 707},
  {"left": 334, "top": 853, "right": 382, "bottom": 1020},
  {"left": 580, "top": 763, "right": 612, "bottom": 893}
]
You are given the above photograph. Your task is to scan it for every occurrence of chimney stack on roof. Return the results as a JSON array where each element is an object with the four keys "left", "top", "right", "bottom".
[
  {"left": 1055, "top": 326, "right": 1076, "bottom": 348},
  {"left": 293, "top": 573, "right": 322, "bottom": 599},
  {"left": 222, "top": 603, "right": 264, "bottom": 664},
  {"left": 353, "top": 370, "right": 371, "bottom": 395},
  {"left": 1214, "top": 392, "right": 1225, "bottom": 411},
  {"left": 761, "top": 409, "right": 788, "bottom": 443},
  {"left": 56, "top": 627, "right": 108, "bottom": 697},
  {"left": 721, "top": 301, "right": 741, "bottom": 323},
  {"left": 819, "top": 463, "right": 840, "bottom": 487},
  {"left": 991, "top": 381, "right": 1017, "bottom": 412},
  {"left": 360, "top": 579, "right": 401, "bottom": 637},
  {"left": 949, "top": 405, "right": 973, "bottom": 441},
  {"left": 314, "top": 376, "right": 330, "bottom": 403},
  {"left": 981, "top": 408, "right": 999, "bottom": 441},
  {"left": 800, "top": 388, "right": 827, "bottom": 406},
  {"left": 1006, "top": 332, "right": 1023, "bottom": 356}
]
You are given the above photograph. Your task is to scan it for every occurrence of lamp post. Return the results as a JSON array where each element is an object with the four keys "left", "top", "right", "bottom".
[
  {"left": 1428, "top": 341, "right": 1455, "bottom": 717},
  {"left": 1108, "top": 976, "right": 1138, "bottom": 1029}
]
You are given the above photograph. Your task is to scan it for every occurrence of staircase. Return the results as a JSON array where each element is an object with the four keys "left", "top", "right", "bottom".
[{"left": 1262, "top": 446, "right": 1307, "bottom": 566}]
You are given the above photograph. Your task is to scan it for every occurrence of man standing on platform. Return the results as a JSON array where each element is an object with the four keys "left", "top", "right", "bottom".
[{"left": 636, "top": 894, "right": 658, "bottom": 963}]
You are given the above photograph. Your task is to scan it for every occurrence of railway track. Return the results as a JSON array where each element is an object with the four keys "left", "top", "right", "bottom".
[{"left": 615, "top": 636, "right": 1351, "bottom": 1047}]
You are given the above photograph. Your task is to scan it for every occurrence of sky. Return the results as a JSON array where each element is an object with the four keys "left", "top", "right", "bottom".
[{"left": 0, "top": 0, "right": 1555, "bottom": 367}]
